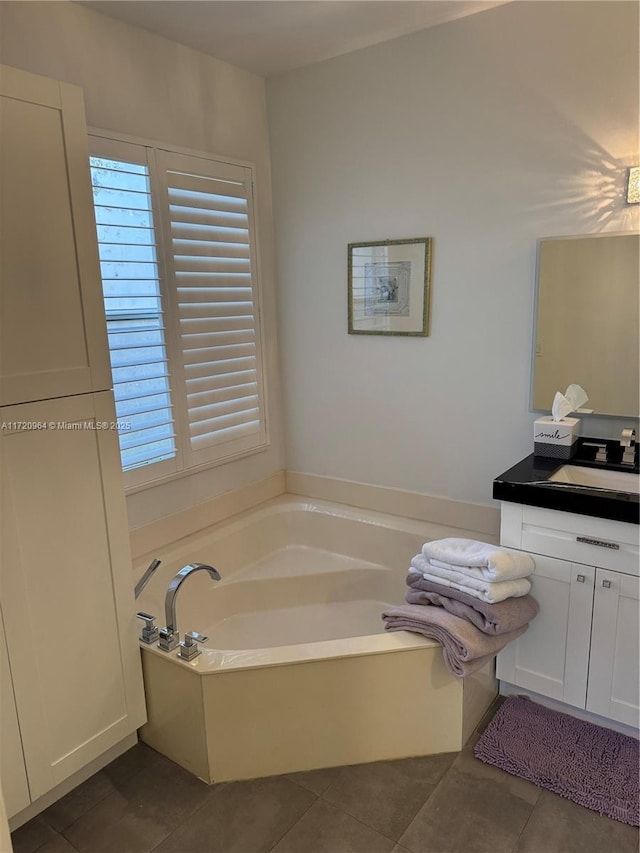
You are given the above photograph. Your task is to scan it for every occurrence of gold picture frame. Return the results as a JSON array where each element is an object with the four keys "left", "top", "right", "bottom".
[{"left": 347, "top": 237, "right": 432, "bottom": 336}]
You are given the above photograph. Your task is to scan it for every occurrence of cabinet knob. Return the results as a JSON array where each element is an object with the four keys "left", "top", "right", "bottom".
[
  {"left": 576, "top": 574, "right": 586, "bottom": 583},
  {"left": 602, "top": 579, "right": 612, "bottom": 589}
]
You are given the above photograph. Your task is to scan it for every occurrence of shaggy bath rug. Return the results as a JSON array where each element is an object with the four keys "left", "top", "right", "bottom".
[{"left": 473, "top": 696, "right": 639, "bottom": 826}]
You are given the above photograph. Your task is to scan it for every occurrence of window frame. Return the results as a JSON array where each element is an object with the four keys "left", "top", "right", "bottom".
[{"left": 89, "top": 129, "right": 270, "bottom": 493}]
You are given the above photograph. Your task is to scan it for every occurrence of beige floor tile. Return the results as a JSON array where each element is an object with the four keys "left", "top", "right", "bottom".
[
  {"left": 399, "top": 753, "right": 538, "bottom": 853},
  {"left": 513, "top": 788, "right": 639, "bottom": 853},
  {"left": 154, "top": 776, "right": 316, "bottom": 853},
  {"left": 272, "top": 798, "right": 396, "bottom": 853},
  {"left": 321, "top": 753, "right": 456, "bottom": 840},
  {"left": 285, "top": 766, "right": 340, "bottom": 796},
  {"left": 42, "top": 771, "right": 116, "bottom": 832},
  {"left": 11, "top": 817, "right": 63, "bottom": 853}
]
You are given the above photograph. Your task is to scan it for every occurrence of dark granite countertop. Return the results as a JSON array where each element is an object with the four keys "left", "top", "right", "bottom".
[{"left": 493, "top": 437, "right": 640, "bottom": 525}]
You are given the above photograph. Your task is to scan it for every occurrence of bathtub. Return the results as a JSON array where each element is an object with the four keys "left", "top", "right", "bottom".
[{"left": 135, "top": 496, "right": 497, "bottom": 783}]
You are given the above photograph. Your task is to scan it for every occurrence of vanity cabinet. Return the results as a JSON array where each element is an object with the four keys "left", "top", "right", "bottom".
[
  {"left": 496, "top": 503, "right": 639, "bottom": 729},
  {"left": 587, "top": 568, "right": 639, "bottom": 726},
  {"left": 0, "top": 63, "right": 111, "bottom": 406},
  {"left": 496, "top": 555, "right": 594, "bottom": 708}
]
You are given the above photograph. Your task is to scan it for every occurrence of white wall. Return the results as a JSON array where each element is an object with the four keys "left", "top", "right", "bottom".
[
  {"left": 267, "top": 0, "right": 639, "bottom": 507},
  {"left": 0, "top": 1, "right": 285, "bottom": 528}
]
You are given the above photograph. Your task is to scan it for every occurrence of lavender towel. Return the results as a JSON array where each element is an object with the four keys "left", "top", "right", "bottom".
[
  {"left": 381, "top": 603, "right": 528, "bottom": 678},
  {"left": 405, "top": 574, "right": 539, "bottom": 636}
]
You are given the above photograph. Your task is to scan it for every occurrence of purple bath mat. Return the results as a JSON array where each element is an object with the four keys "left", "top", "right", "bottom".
[{"left": 473, "top": 696, "right": 639, "bottom": 826}]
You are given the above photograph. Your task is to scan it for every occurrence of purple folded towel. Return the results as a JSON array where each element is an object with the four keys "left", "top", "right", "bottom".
[
  {"left": 405, "top": 575, "right": 539, "bottom": 636},
  {"left": 382, "top": 603, "right": 528, "bottom": 678}
]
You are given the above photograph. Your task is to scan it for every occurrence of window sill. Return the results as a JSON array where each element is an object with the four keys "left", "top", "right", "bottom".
[{"left": 123, "top": 439, "right": 271, "bottom": 497}]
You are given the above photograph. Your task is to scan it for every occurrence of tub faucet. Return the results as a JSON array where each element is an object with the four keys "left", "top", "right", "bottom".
[
  {"left": 159, "top": 563, "right": 221, "bottom": 652},
  {"left": 134, "top": 558, "right": 161, "bottom": 599}
]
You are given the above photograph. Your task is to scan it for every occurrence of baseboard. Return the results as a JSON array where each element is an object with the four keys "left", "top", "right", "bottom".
[
  {"left": 129, "top": 470, "right": 286, "bottom": 560},
  {"left": 285, "top": 471, "right": 500, "bottom": 539}
]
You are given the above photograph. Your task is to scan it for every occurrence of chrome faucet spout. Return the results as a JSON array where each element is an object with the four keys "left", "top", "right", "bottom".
[
  {"left": 164, "top": 563, "right": 221, "bottom": 636},
  {"left": 134, "top": 558, "right": 161, "bottom": 599}
]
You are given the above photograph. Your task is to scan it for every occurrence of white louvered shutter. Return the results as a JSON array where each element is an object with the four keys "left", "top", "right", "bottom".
[
  {"left": 89, "top": 139, "right": 178, "bottom": 482},
  {"left": 155, "top": 150, "right": 267, "bottom": 467}
]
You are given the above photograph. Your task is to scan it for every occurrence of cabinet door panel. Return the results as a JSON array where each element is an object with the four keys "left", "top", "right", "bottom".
[
  {"left": 496, "top": 555, "right": 594, "bottom": 707},
  {"left": 0, "top": 64, "right": 110, "bottom": 405},
  {"left": 587, "top": 569, "right": 640, "bottom": 727},
  {"left": 0, "top": 606, "right": 30, "bottom": 818},
  {"left": 0, "top": 393, "right": 145, "bottom": 799}
]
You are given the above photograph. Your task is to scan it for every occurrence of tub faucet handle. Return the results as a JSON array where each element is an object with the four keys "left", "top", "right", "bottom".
[
  {"left": 178, "top": 631, "right": 208, "bottom": 661},
  {"left": 136, "top": 612, "right": 159, "bottom": 644},
  {"left": 185, "top": 631, "right": 207, "bottom": 644}
]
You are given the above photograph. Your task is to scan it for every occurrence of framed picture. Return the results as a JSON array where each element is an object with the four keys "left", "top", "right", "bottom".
[{"left": 347, "top": 237, "right": 432, "bottom": 336}]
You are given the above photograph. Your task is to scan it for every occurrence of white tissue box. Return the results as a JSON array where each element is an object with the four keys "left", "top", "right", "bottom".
[{"left": 533, "top": 416, "right": 580, "bottom": 459}]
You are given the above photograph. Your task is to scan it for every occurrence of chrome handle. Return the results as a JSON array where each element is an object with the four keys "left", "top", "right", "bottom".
[
  {"left": 177, "top": 630, "right": 207, "bottom": 661},
  {"left": 602, "top": 580, "right": 612, "bottom": 589},
  {"left": 136, "top": 612, "right": 159, "bottom": 644},
  {"left": 576, "top": 574, "right": 585, "bottom": 583},
  {"left": 576, "top": 536, "right": 619, "bottom": 550},
  {"left": 582, "top": 442, "right": 608, "bottom": 462},
  {"left": 184, "top": 631, "right": 208, "bottom": 646}
]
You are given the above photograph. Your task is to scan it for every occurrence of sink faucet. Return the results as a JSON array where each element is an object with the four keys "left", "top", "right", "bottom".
[
  {"left": 620, "top": 428, "right": 637, "bottom": 466},
  {"left": 159, "top": 563, "right": 221, "bottom": 651},
  {"left": 134, "top": 558, "right": 161, "bottom": 599}
]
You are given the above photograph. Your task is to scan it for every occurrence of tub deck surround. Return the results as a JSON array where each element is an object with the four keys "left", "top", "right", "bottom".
[
  {"left": 135, "top": 496, "right": 498, "bottom": 783},
  {"left": 493, "top": 438, "right": 639, "bottom": 524}
]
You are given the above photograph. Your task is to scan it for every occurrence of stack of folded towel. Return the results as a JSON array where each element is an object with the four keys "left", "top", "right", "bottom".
[{"left": 382, "top": 538, "right": 539, "bottom": 678}]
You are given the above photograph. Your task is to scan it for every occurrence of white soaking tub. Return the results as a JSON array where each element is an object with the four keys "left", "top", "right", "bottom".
[{"left": 135, "top": 496, "right": 497, "bottom": 783}]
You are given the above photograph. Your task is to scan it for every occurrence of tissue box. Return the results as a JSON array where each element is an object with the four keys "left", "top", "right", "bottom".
[{"left": 534, "top": 416, "right": 580, "bottom": 459}]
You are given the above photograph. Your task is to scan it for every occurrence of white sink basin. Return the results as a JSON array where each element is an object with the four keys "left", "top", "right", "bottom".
[{"left": 548, "top": 465, "right": 640, "bottom": 494}]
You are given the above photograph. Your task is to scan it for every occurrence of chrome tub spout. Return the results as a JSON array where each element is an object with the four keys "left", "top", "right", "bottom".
[{"left": 165, "top": 563, "right": 221, "bottom": 637}]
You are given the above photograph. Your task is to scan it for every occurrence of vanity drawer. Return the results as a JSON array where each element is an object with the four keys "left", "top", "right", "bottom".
[{"left": 501, "top": 503, "right": 639, "bottom": 576}]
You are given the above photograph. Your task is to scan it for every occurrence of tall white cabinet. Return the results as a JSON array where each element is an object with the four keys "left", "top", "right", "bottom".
[
  {"left": 0, "top": 64, "right": 146, "bottom": 821},
  {"left": 497, "top": 502, "right": 639, "bottom": 731},
  {"left": 0, "top": 64, "right": 111, "bottom": 406}
]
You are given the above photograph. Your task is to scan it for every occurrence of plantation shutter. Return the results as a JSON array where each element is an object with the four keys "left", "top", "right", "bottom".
[
  {"left": 89, "top": 139, "right": 178, "bottom": 482},
  {"left": 155, "top": 150, "right": 267, "bottom": 467}
]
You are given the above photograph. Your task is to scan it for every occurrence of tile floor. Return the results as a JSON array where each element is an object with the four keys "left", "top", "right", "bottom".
[{"left": 11, "top": 704, "right": 640, "bottom": 853}]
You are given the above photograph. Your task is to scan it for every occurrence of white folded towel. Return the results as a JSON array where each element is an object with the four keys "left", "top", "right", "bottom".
[
  {"left": 427, "top": 556, "right": 534, "bottom": 584},
  {"left": 421, "top": 538, "right": 534, "bottom": 582},
  {"left": 409, "top": 557, "right": 531, "bottom": 604}
]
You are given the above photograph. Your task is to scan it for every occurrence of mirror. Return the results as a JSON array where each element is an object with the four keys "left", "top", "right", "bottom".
[{"left": 532, "top": 233, "right": 639, "bottom": 418}]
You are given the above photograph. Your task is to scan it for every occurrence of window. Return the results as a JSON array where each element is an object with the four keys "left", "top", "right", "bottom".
[
  {"left": 89, "top": 135, "right": 267, "bottom": 487},
  {"left": 90, "top": 155, "right": 176, "bottom": 473}
]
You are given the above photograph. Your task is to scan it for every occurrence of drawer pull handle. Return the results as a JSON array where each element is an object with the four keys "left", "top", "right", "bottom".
[
  {"left": 576, "top": 536, "right": 619, "bottom": 550},
  {"left": 602, "top": 580, "right": 612, "bottom": 589},
  {"left": 576, "top": 574, "right": 586, "bottom": 583}
]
